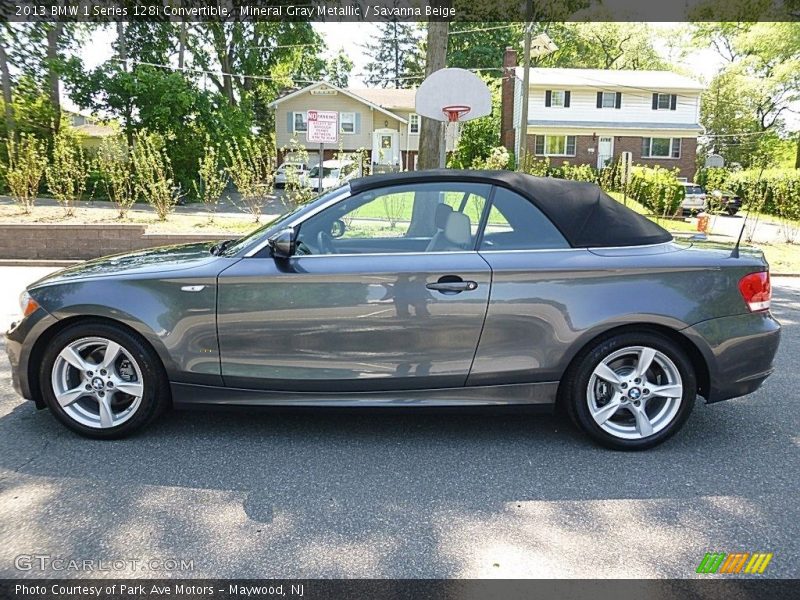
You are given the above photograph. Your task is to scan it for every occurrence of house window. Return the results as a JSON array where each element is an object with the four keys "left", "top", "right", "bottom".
[
  {"left": 545, "top": 90, "right": 570, "bottom": 108},
  {"left": 408, "top": 113, "right": 420, "bottom": 134},
  {"left": 340, "top": 112, "right": 355, "bottom": 134},
  {"left": 653, "top": 93, "right": 677, "bottom": 110},
  {"left": 534, "top": 135, "right": 576, "bottom": 157},
  {"left": 293, "top": 112, "right": 307, "bottom": 133},
  {"left": 597, "top": 91, "right": 621, "bottom": 109},
  {"left": 642, "top": 137, "right": 681, "bottom": 159}
]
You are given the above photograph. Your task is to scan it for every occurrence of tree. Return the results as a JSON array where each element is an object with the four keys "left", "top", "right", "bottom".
[
  {"left": 46, "top": 127, "right": 89, "bottom": 216},
  {"left": 0, "top": 25, "right": 15, "bottom": 141},
  {"left": 324, "top": 50, "right": 354, "bottom": 88},
  {"left": 363, "top": 21, "right": 423, "bottom": 88}
]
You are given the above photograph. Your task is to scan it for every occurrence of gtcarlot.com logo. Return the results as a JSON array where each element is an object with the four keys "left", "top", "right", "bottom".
[
  {"left": 697, "top": 552, "right": 773, "bottom": 574},
  {"left": 14, "top": 554, "right": 194, "bottom": 572}
]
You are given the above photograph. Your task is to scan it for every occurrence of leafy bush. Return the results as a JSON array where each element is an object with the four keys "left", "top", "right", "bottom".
[
  {"left": 2, "top": 134, "right": 46, "bottom": 214},
  {"left": 193, "top": 141, "right": 228, "bottom": 221},
  {"left": 628, "top": 166, "right": 683, "bottom": 217},
  {"left": 470, "top": 146, "right": 510, "bottom": 170},
  {"left": 46, "top": 128, "right": 90, "bottom": 216},
  {"left": 96, "top": 136, "right": 135, "bottom": 219},
  {"left": 225, "top": 137, "right": 274, "bottom": 223},
  {"left": 726, "top": 169, "right": 800, "bottom": 222},
  {"left": 131, "top": 130, "right": 182, "bottom": 221}
]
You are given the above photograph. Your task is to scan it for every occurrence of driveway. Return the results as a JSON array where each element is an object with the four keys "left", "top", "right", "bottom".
[{"left": 0, "top": 267, "right": 798, "bottom": 579}]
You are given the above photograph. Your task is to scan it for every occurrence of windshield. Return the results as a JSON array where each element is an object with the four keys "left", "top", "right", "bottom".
[
  {"left": 220, "top": 186, "right": 346, "bottom": 256},
  {"left": 684, "top": 185, "right": 704, "bottom": 195},
  {"left": 309, "top": 166, "right": 336, "bottom": 178}
]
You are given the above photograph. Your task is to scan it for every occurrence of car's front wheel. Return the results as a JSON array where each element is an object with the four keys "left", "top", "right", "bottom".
[
  {"left": 563, "top": 331, "right": 696, "bottom": 450},
  {"left": 40, "top": 321, "right": 168, "bottom": 439}
]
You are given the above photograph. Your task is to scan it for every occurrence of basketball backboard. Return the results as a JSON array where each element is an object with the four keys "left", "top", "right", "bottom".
[{"left": 415, "top": 68, "right": 492, "bottom": 123}]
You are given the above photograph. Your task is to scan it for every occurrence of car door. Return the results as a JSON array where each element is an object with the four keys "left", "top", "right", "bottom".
[{"left": 216, "top": 181, "right": 493, "bottom": 392}]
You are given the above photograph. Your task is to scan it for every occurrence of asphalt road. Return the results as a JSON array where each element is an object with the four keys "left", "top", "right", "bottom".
[{"left": 0, "top": 267, "right": 798, "bottom": 579}]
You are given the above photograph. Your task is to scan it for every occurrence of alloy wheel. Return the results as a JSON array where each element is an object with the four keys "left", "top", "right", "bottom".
[
  {"left": 51, "top": 337, "right": 144, "bottom": 429},
  {"left": 586, "top": 345, "right": 683, "bottom": 440}
]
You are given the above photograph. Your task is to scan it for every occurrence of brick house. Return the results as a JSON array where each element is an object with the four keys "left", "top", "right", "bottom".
[
  {"left": 501, "top": 49, "right": 705, "bottom": 179},
  {"left": 270, "top": 81, "right": 454, "bottom": 171}
]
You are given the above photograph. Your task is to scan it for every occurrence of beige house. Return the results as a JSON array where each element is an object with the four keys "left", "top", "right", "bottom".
[{"left": 270, "top": 81, "right": 434, "bottom": 171}]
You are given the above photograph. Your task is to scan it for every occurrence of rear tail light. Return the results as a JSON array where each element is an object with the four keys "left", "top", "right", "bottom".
[{"left": 738, "top": 271, "right": 771, "bottom": 312}]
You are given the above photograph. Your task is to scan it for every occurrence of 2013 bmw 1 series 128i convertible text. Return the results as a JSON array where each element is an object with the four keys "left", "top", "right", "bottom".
[{"left": 5, "top": 171, "right": 780, "bottom": 449}]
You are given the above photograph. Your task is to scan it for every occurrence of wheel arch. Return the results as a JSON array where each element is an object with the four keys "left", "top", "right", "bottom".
[
  {"left": 556, "top": 323, "right": 711, "bottom": 406},
  {"left": 27, "top": 315, "right": 173, "bottom": 409}
]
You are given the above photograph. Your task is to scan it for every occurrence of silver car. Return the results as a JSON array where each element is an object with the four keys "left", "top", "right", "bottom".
[
  {"left": 5, "top": 171, "right": 780, "bottom": 449},
  {"left": 680, "top": 182, "right": 707, "bottom": 214}
]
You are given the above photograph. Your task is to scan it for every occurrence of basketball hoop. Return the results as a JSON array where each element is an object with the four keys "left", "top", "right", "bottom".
[{"left": 442, "top": 105, "right": 471, "bottom": 123}]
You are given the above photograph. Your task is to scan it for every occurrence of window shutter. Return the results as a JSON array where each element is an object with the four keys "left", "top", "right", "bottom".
[
  {"left": 596, "top": 92, "right": 603, "bottom": 108},
  {"left": 287, "top": 111, "right": 294, "bottom": 133},
  {"left": 566, "top": 136, "right": 576, "bottom": 156},
  {"left": 564, "top": 91, "right": 571, "bottom": 107},
  {"left": 534, "top": 135, "right": 544, "bottom": 155},
  {"left": 615, "top": 92, "right": 622, "bottom": 109},
  {"left": 641, "top": 138, "right": 650, "bottom": 157},
  {"left": 545, "top": 90, "right": 552, "bottom": 107},
  {"left": 670, "top": 94, "right": 677, "bottom": 110},
  {"left": 355, "top": 112, "right": 361, "bottom": 134},
  {"left": 652, "top": 93, "right": 659, "bottom": 110}
]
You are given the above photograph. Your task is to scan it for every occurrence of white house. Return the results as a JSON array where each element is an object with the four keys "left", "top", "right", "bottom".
[{"left": 501, "top": 49, "right": 705, "bottom": 178}]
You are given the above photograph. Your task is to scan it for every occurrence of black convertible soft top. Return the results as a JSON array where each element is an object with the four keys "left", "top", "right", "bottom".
[{"left": 349, "top": 169, "right": 673, "bottom": 248}]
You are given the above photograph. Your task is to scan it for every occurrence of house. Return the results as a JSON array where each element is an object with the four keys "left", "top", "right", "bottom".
[
  {"left": 270, "top": 81, "right": 452, "bottom": 171},
  {"left": 501, "top": 49, "right": 705, "bottom": 178},
  {"left": 64, "top": 110, "right": 117, "bottom": 152}
]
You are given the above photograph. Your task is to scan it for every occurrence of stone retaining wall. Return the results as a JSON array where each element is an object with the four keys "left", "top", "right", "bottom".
[{"left": 0, "top": 224, "right": 224, "bottom": 260}]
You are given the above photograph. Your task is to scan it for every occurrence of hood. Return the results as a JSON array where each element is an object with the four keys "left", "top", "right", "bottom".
[{"left": 29, "top": 242, "right": 223, "bottom": 288}]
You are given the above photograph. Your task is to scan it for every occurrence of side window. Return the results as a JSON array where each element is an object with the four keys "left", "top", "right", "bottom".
[
  {"left": 480, "top": 187, "right": 569, "bottom": 251},
  {"left": 295, "top": 182, "right": 491, "bottom": 255}
]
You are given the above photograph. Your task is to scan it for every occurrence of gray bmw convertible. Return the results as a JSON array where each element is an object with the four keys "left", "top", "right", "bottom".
[{"left": 5, "top": 171, "right": 780, "bottom": 449}]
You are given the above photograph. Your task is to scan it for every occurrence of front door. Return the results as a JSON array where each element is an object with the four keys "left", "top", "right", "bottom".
[
  {"left": 597, "top": 136, "right": 614, "bottom": 169},
  {"left": 217, "top": 181, "right": 493, "bottom": 392},
  {"left": 372, "top": 129, "right": 399, "bottom": 166}
]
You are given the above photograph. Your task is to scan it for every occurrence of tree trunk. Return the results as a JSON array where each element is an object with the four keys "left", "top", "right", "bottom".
[
  {"left": 416, "top": 21, "right": 448, "bottom": 170},
  {"left": 178, "top": 20, "right": 187, "bottom": 70},
  {"left": 407, "top": 20, "right": 449, "bottom": 238},
  {"left": 116, "top": 22, "right": 134, "bottom": 151},
  {"left": 0, "top": 32, "right": 14, "bottom": 141},
  {"left": 796, "top": 132, "right": 800, "bottom": 170},
  {"left": 46, "top": 23, "right": 62, "bottom": 136}
]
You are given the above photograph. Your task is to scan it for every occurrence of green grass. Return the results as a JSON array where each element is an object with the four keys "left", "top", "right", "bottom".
[{"left": 606, "top": 191, "right": 697, "bottom": 233}]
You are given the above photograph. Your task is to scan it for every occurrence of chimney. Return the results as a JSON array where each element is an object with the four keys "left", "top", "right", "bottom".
[{"left": 501, "top": 47, "right": 517, "bottom": 154}]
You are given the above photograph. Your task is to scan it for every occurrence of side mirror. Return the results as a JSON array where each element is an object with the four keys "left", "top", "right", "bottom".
[{"left": 269, "top": 227, "right": 296, "bottom": 259}]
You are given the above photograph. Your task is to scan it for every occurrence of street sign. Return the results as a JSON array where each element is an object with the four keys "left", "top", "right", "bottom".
[{"left": 306, "top": 110, "right": 338, "bottom": 144}]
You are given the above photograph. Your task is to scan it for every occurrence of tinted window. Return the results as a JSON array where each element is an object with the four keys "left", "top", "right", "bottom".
[
  {"left": 479, "top": 187, "right": 569, "bottom": 251},
  {"left": 683, "top": 185, "right": 704, "bottom": 195}
]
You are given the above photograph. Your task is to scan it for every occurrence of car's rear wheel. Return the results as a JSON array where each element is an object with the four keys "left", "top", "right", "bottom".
[
  {"left": 40, "top": 321, "right": 168, "bottom": 439},
  {"left": 563, "top": 331, "right": 696, "bottom": 450}
]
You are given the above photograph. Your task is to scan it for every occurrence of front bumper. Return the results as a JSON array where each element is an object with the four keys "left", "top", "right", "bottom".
[
  {"left": 683, "top": 310, "right": 781, "bottom": 403},
  {"left": 5, "top": 308, "right": 59, "bottom": 401}
]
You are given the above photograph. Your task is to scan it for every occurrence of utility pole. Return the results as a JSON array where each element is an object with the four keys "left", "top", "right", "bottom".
[
  {"left": 517, "top": 23, "right": 532, "bottom": 169},
  {"left": 516, "top": 19, "right": 557, "bottom": 171}
]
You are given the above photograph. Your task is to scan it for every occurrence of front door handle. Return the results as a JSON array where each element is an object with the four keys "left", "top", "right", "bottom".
[{"left": 426, "top": 278, "right": 478, "bottom": 294}]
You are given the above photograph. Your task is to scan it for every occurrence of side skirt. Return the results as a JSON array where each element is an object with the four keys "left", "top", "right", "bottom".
[{"left": 170, "top": 381, "right": 558, "bottom": 408}]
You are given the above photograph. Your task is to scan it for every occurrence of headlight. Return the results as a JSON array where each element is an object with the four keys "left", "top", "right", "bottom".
[{"left": 19, "top": 290, "right": 40, "bottom": 318}]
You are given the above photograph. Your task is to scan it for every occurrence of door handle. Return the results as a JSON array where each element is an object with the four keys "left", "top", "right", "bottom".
[{"left": 426, "top": 278, "right": 478, "bottom": 293}]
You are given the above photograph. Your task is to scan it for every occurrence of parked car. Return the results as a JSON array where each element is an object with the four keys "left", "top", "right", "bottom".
[
  {"left": 6, "top": 171, "right": 780, "bottom": 449},
  {"left": 708, "top": 189, "right": 743, "bottom": 216},
  {"left": 273, "top": 161, "right": 310, "bottom": 188},
  {"left": 300, "top": 159, "right": 358, "bottom": 191},
  {"left": 680, "top": 182, "right": 707, "bottom": 214}
]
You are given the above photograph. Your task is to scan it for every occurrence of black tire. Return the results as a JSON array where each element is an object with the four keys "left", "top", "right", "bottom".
[
  {"left": 40, "top": 321, "right": 169, "bottom": 439},
  {"left": 727, "top": 208, "right": 738, "bottom": 216},
  {"left": 562, "top": 331, "right": 696, "bottom": 450}
]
